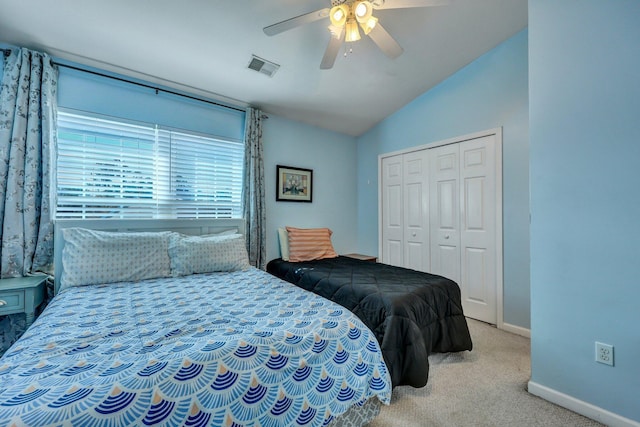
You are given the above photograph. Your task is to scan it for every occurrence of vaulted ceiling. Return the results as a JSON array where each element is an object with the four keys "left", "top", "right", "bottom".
[{"left": 0, "top": 0, "right": 528, "bottom": 136}]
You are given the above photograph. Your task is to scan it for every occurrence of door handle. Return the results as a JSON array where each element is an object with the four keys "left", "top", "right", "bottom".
[
  {"left": 444, "top": 235, "right": 450, "bottom": 240},
  {"left": 0, "top": 300, "right": 6, "bottom": 307}
]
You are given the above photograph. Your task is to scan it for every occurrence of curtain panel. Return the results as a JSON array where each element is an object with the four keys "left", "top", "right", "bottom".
[
  {"left": 242, "top": 108, "right": 266, "bottom": 269},
  {"left": 0, "top": 47, "right": 58, "bottom": 354}
]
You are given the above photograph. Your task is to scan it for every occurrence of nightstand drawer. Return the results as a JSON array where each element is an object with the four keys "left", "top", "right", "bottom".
[{"left": 0, "top": 290, "right": 25, "bottom": 314}]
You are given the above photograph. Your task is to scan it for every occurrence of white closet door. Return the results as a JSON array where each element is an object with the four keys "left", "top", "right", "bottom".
[
  {"left": 429, "top": 144, "right": 461, "bottom": 284},
  {"left": 381, "top": 155, "right": 404, "bottom": 267},
  {"left": 459, "top": 135, "right": 497, "bottom": 323},
  {"left": 403, "top": 150, "right": 430, "bottom": 272},
  {"left": 380, "top": 130, "right": 502, "bottom": 326}
]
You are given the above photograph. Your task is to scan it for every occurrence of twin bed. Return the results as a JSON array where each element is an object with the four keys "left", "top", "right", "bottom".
[
  {"left": 0, "top": 220, "right": 473, "bottom": 426},
  {"left": 267, "top": 256, "right": 473, "bottom": 388}
]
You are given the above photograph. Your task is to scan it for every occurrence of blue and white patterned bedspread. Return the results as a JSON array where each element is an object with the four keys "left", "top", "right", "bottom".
[{"left": 0, "top": 268, "right": 391, "bottom": 426}]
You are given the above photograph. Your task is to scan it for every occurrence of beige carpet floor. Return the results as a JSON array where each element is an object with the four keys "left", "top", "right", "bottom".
[{"left": 368, "top": 319, "right": 604, "bottom": 427}]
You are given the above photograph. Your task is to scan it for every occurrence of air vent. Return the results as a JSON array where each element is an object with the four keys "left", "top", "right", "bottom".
[{"left": 247, "top": 55, "right": 280, "bottom": 77}]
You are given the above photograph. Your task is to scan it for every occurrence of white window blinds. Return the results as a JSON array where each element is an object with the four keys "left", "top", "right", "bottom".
[{"left": 56, "top": 111, "right": 244, "bottom": 219}]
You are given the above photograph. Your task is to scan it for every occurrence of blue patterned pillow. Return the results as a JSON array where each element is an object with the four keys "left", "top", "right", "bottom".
[
  {"left": 61, "top": 228, "right": 174, "bottom": 290},
  {"left": 169, "top": 233, "right": 251, "bottom": 276}
]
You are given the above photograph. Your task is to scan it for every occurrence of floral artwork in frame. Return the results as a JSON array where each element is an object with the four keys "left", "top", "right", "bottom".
[{"left": 276, "top": 165, "right": 312, "bottom": 202}]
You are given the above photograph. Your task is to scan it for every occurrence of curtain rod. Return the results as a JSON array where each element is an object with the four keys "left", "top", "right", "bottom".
[
  {"left": 54, "top": 62, "right": 245, "bottom": 113},
  {"left": 1, "top": 48, "right": 253, "bottom": 115}
]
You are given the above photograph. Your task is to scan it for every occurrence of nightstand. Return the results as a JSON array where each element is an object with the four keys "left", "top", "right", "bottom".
[
  {"left": 0, "top": 275, "right": 47, "bottom": 328},
  {"left": 343, "top": 253, "right": 377, "bottom": 262}
]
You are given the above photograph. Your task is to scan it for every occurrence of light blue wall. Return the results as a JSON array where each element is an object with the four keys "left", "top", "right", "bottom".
[
  {"left": 357, "top": 30, "right": 530, "bottom": 329},
  {"left": 0, "top": 46, "right": 357, "bottom": 269},
  {"left": 57, "top": 66, "right": 245, "bottom": 141},
  {"left": 529, "top": 0, "right": 640, "bottom": 421},
  {"left": 56, "top": 63, "right": 358, "bottom": 265},
  {"left": 263, "top": 115, "right": 358, "bottom": 262}
]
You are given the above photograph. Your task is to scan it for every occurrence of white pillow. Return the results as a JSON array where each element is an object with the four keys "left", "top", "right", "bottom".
[
  {"left": 169, "top": 233, "right": 250, "bottom": 276},
  {"left": 61, "top": 228, "right": 173, "bottom": 290},
  {"left": 278, "top": 227, "right": 290, "bottom": 261},
  {"left": 203, "top": 228, "right": 238, "bottom": 237}
]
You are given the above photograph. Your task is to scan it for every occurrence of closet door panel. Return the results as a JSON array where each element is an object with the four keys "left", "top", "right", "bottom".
[
  {"left": 430, "top": 144, "right": 461, "bottom": 284},
  {"left": 381, "top": 155, "right": 404, "bottom": 267},
  {"left": 403, "top": 151, "right": 429, "bottom": 272},
  {"left": 460, "top": 136, "right": 497, "bottom": 323},
  {"left": 464, "top": 247, "right": 488, "bottom": 301}
]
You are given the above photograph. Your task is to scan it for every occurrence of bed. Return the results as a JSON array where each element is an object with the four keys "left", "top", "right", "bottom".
[
  {"left": 266, "top": 255, "right": 473, "bottom": 388},
  {"left": 0, "top": 219, "right": 391, "bottom": 426}
]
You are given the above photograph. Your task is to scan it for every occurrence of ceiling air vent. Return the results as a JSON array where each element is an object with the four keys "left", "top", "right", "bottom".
[{"left": 247, "top": 55, "right": 280, "bottom": 77}]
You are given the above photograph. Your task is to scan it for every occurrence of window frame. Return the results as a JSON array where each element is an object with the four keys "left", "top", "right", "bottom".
[{"left": 54, "top": 108, "right": 245, "bottom": 220}]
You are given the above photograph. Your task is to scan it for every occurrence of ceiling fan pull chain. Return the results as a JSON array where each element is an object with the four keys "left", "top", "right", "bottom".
[{"left": 343, "top": 44, "right": 355, "bottom": 58}]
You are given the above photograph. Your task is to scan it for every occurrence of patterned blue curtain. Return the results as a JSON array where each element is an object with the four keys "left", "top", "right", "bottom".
[
  {"left": 0, "top": 48, "right": 58, "bottom": 354},
  {"left": 242, "top": 107, "right": 266, "bottom": 269}
]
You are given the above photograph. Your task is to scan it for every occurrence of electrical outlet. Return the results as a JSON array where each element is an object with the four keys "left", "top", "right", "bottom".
[{"left": 595, "top": 342, "right": 614, "bottom": 366}]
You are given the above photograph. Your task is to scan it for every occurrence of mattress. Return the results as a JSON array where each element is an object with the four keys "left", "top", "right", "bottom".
[
  {"left": 267, "top": 256, "right": 473, "bottom": 388},
  {"left": 0, "top": 268, "right": 391, "bottom": 426}
]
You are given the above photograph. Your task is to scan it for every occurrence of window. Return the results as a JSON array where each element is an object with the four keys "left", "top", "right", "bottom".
[{"left": 56, "top": 111, "right": 244, "bottom": 219}]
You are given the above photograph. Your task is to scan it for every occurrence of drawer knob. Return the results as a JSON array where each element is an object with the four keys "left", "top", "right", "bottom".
[{"left": 0, "top": 300, "right": 6, "bottom": 307}]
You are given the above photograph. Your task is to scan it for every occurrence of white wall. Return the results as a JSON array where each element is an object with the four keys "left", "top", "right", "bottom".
[
  {"left": 529, "top": 0, "right": 640, "bottom": 422},
  {"left": 263, "top": 115, "right": 359, "bottom": 262},
  {"left": 356, "top": 30, "right": 530, "bottom": 330}
]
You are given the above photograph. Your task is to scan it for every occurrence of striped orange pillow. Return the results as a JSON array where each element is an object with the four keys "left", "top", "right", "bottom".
[{"left": 286, "top": 226, "right": 338, "bottom": 262}]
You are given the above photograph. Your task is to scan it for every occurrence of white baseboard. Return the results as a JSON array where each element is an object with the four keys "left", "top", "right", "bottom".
[
  {"left": 500, "top": 322, "right": 530, "bottom": 338},
  {"left": 528, "top": 381, "right": 640, "bottom": 427}
]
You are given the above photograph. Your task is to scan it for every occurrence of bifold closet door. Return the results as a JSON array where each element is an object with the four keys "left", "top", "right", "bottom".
[
  {"left": 459, "top": 135, "right": 497, "bottom": 324},
  {"left": 403, "top": 150, "right": 430, "bottom": 272},
  {"left": 381, "top": 155, "right": 404, "bottom": 267},
  {"left": 429, "top": 136, "right": 498, "bottom": 323},
  {"left": 429, "top": 144, "right": 461, "bottom": 285},
  {"left": 381, "top": 133, "right": 500, "bottom": 324}
]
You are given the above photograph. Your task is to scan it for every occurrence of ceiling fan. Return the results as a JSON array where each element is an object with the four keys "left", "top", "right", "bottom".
[{"left": 263, "top": 0, "right": 449, "bottom": 69}]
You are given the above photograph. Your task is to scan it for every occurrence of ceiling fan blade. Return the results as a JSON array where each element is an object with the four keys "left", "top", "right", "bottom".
[
  {"left": 320, "top": 28, "right": 345, "bottom": 69},
  {"left": 264, "top": 8, "right": 330, "bottom": 36},
  {"left": 367, "top": 23, "right": 404, "bottom": 59},
  {"left": 371, "top": 0, "right": 449, "bottom": 10}
]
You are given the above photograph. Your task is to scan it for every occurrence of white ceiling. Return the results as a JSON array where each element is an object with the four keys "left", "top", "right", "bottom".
[{"left": 0, "top": 0, "right": 527, "bottom": 136}]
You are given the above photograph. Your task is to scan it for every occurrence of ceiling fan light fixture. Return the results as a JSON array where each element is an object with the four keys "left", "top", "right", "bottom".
[
  {"left": 360, "top": 16, "right": 378, "bottom": 35},
  {"left": 354, "top": 1, "right": 373, "bottom": 23},
  {"left": 329, "top": 4, "right": 349, "bottom": 27},
  {"left": 345, "top": 18, "right": 361, "bottom": 42}
]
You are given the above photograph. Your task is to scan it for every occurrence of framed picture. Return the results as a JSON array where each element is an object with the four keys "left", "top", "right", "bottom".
[{"left": 276, "top": 165, "right": 313, "bottom": 202}]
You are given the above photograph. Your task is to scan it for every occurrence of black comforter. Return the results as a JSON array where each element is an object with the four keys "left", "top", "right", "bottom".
[{"left": 266, "top": 256, "right": 473, "bottom": 388}]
